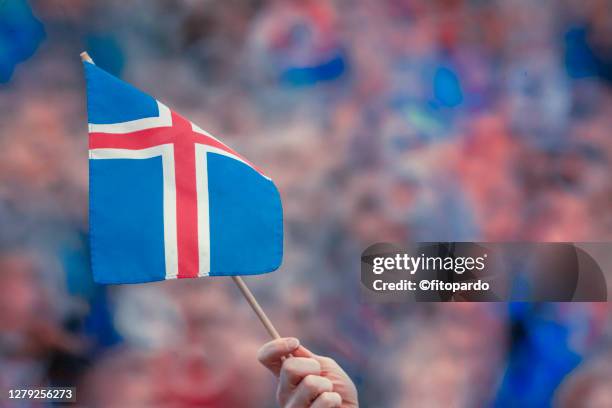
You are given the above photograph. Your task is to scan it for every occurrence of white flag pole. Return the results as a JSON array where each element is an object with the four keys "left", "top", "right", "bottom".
[
  {"left": 80, "top": 51, "right": 93, "bottom": 63},
  {"left": 80, "top": 51, "right": 282, "bottom": 340},
  {"left": 231, "top": 276, "right": 281, "bottom": 339}
]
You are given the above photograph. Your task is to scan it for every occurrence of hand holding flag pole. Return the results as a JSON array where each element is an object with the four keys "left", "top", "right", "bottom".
[{"left": 81, "top": 51, "right": 282, "bottom": 341}]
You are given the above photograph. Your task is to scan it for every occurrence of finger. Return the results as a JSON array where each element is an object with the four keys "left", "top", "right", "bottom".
[
  {"left": 257, "top": 338, "right": 300, "bottom": 376},
  {"left": 286, "top": 375, "right": 333, "bottom": 407},
  {"left": 293, "top": 347, "right": 339, "bottom": 375},
  {"left": 314, "top": 355, "right": 343, "bottom": 376},
  {"left": 310, "top": 392, "right": 342, "bottom": 408},
  {"left": 280, "top": 357, "right": 321, "bottom": 390},
  {"left": 291, "top": 345, "right": 315, "bottom": 358},
  {"left": 289, "top": 346, "right": 346, "bottom": 382}
]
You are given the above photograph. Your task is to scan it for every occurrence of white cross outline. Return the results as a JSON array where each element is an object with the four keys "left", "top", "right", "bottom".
[{"left": 89, "top": 107, "right": 265, "bottom": 279}]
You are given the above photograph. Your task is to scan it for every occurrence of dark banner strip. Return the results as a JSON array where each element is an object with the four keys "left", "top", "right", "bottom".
[{"left": 361, "top": 243, "right": 611, "bottom": 302}]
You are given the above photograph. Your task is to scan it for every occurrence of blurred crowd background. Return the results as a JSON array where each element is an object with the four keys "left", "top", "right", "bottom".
[{"left": 1, "top": 0, "right": 612, "bottom": 406}]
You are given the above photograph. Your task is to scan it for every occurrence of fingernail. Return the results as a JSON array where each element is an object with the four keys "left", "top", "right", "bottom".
[{"left": 286, "top": 338, "right": 299, "bottom": 350}]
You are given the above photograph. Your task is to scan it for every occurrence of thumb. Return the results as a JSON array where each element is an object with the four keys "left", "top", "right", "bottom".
[{"left": 257, "top": 337, "right": 301, "bottom": 376}]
